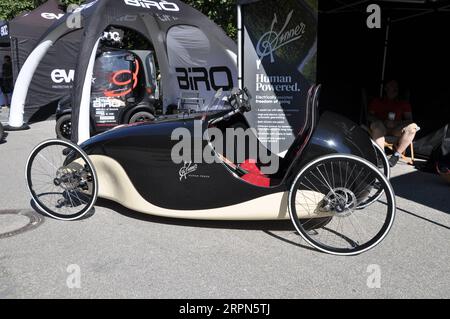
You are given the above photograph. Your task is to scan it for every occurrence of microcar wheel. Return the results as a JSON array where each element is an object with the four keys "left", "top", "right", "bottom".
[
  {"left": 289, "top": 154, "right": 396, "bottom": 256},
  {"left": 129, "top": 111, "right": 155, "bottom": 124},
  {"left": 56, "top": 114, "right": 72, "bottom": 141},
  {"left": 26, "top": 140, "right": 98, "bottom": 221}
]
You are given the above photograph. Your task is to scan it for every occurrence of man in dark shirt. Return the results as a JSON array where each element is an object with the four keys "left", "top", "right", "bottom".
[
  {"left": 369, "top": 80, "right": 419, "bottom": 167},
  {"left": 1, "top": 55, "right": 13, "bottom": 107}
]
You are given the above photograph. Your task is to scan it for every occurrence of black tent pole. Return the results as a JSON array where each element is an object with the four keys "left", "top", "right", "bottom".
[
  {"left": 237, "top": 4, "right": 243, "bottom": 90},
  {"left": 380, "top": 17, "right": 391, "bottom": 97}
]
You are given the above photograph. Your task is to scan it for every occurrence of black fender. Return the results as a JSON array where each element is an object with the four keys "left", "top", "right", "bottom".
[{"left": 285, "top": 111, "right": 377, "bottom": 184}]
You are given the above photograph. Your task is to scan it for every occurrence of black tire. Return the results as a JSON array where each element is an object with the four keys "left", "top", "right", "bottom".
[
  {"left": 289, "top": 154, "right": 396, "bottom": 256},
  {"left": 129, "top": 111, "right": 155, "bottom": 124},
  {"left": 0, "top": 123, "right": 4, "bottom": 142},
  {"left": 300, "top": 216, "right": 333, "bottom": 231},
  {"left": 55, "top": 114, "right": 72, "bottom": 141},
  {"left": 356, "top": 140, "right": 391, "bottom": 209},
  {"left": 372, "top": 140, "right": 391, "bottom": 179},
  {"left": 26, "top": 139, "right": 98, "bottom": 221}
]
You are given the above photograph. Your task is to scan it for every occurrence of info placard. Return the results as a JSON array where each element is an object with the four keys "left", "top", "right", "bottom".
[{"left": 241, "top": 0, "right": 317, "bottom": 155}]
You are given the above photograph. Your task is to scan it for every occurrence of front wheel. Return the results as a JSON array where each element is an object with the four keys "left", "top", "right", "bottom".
[
  {"left": 26, "top": 140, "right": 98, "bottom": 221},
  {"left": 289, "top": 154, "right": 396, "bottom": 256}
]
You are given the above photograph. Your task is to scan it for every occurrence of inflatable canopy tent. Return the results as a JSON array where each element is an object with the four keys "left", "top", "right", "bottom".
[
  {"left": 0, "top": 20, "right": 10, "bottom": 70},
  {"left": 4, "top": 0, "right": 81, "bottom": 119},
  {"left": 9, "top": 0, "right": 238, "bottom": 142}
]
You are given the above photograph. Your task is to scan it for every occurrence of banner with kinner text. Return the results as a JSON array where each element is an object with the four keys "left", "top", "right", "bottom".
[{"left": 239, "top": 0, "right": 317, "bottom": 155}]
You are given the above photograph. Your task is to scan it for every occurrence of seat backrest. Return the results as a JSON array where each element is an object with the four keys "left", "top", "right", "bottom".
[
  {"left": 312, "top": 84, "right": 321, "bottom": 128},
  {"left": 276, "top": 84, "right": 321, "bottom": 181}
]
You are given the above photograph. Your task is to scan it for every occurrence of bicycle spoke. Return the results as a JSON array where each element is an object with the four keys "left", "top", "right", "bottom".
[
  {"left": 27, "top": 141, "right": 97, "bottom": 220},
  {"left": 290, "top": 156, "right": 395, "bottom": 255}
]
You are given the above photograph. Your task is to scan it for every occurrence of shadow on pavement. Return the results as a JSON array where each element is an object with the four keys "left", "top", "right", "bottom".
[
  {"left": 30, "top": 200, "right": 96, "bottom": 221},
  {"left": 390, "top": 170, "right": 450, "bottom": 215},
  {"left": 395, "top": 206, "right": 450, "bottom": 230},
  {"left": 0, "top": 132, "right": 8, "bottom": 144},
  {"left": 262, "top": 230, "right": 321, "bottom": 252}
]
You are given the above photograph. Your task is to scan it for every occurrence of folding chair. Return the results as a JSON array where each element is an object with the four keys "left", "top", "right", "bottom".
[{"left": 385, "top": 136, "right": 415, "bottom": 165}]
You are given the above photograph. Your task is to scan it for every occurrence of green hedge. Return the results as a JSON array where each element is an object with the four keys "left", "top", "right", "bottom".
[{"left": 0, "top": 0, "right": 237, "bottom": 38}]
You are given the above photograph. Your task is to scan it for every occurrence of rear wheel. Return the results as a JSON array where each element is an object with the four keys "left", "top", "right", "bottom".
[
  {"left": 26, "top": 140, "right": 98, "bottom": 221},
  {"left": 129, "top": 111, "right": 155, "bottom": 124},
  {"left": 56, "top": 114, "right": 72, "bottom": 140},
  {"left": 289, "top": 154, "right": 395, "bottom": 256},
  {"left": 356, "top": 140, "right": 391, "bottom": 209},
  {"left": 372, "top": 140, "right": 391, "bottom": 179}
]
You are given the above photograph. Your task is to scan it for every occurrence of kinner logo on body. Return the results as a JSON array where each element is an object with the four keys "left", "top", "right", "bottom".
[{"left": 124, "top": 0, "right": 180, "bottom": 11}]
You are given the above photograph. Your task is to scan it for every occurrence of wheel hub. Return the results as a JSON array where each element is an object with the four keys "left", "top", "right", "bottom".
[
  {"left": 323, "top": 188, "right": 357, "bottom": 217},
  {"left": 55, "top": 167, "right": 82, "bottom": 191}
]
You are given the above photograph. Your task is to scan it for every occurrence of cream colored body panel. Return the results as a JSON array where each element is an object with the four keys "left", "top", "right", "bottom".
[{"left": 91, "top": 155, "right": 329, "bottom": 221}]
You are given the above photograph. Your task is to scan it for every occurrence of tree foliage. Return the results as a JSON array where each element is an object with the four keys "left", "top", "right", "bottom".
[
  {"left": 0, "top": 0, "right": 237, "bottom": 38},
  {"left": 0, "top": 0, "right": 78, "bottom": 21},
  {"left": 183, "top": 0, "right": 237, "bottom": 39},
  {"left": 0, "top": 0, "right": 41, "bottom": 21}
]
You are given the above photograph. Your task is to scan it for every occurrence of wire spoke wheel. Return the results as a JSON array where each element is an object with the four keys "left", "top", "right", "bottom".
[
  {"left": 26, "top": 140, "right": 98, "bottom": 221},
  {"left": 289, "top": 154, "right": 395, "bottom": 256},
  {"left": 356, "top": 140, "right": 391, "bottom": 209}
]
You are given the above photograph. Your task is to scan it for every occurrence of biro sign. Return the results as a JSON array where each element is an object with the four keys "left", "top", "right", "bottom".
[
  {"left": 0, "top": 25, "right": 8, "bottom": 37},
  {"left": 124, "top": 0, "right": 180, "bottom": 11}
]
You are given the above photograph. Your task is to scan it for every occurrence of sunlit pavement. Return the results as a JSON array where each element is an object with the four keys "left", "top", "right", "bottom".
[{"left": 0, "top": 120, "right": 449, "bottom": 298}]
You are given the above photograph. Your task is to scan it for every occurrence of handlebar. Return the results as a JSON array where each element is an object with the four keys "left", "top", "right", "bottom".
[
  {"left": 228, "top": 87, "right": 252, "bottom": 113},
  {"left": 210, "top": 88, "right": 252, "bottom": 125}
]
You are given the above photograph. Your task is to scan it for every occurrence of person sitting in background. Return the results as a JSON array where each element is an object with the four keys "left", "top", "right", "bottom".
[{"left": 369, "top": 80, "right": 419, "bottom": 167}]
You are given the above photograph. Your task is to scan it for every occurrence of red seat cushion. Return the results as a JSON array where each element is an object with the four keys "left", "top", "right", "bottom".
[{"left": 241, "top": 159, "right": 271, "bottom": 187}]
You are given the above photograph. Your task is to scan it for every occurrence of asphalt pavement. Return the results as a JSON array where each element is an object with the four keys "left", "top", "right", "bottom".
[{"left": 0, "top": 119, "right": 449, "bottom": 299}]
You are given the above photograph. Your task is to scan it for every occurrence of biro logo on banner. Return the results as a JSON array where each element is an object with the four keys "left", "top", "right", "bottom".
[
  {"left": 124, "top": 0, "right": 180, "bottom": 11},
  {"left": 0, "top": 25, "right": 8, "bottom": 37},
  {"left": 256, "top": 10, "right": 306, "bottom": 70}
]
